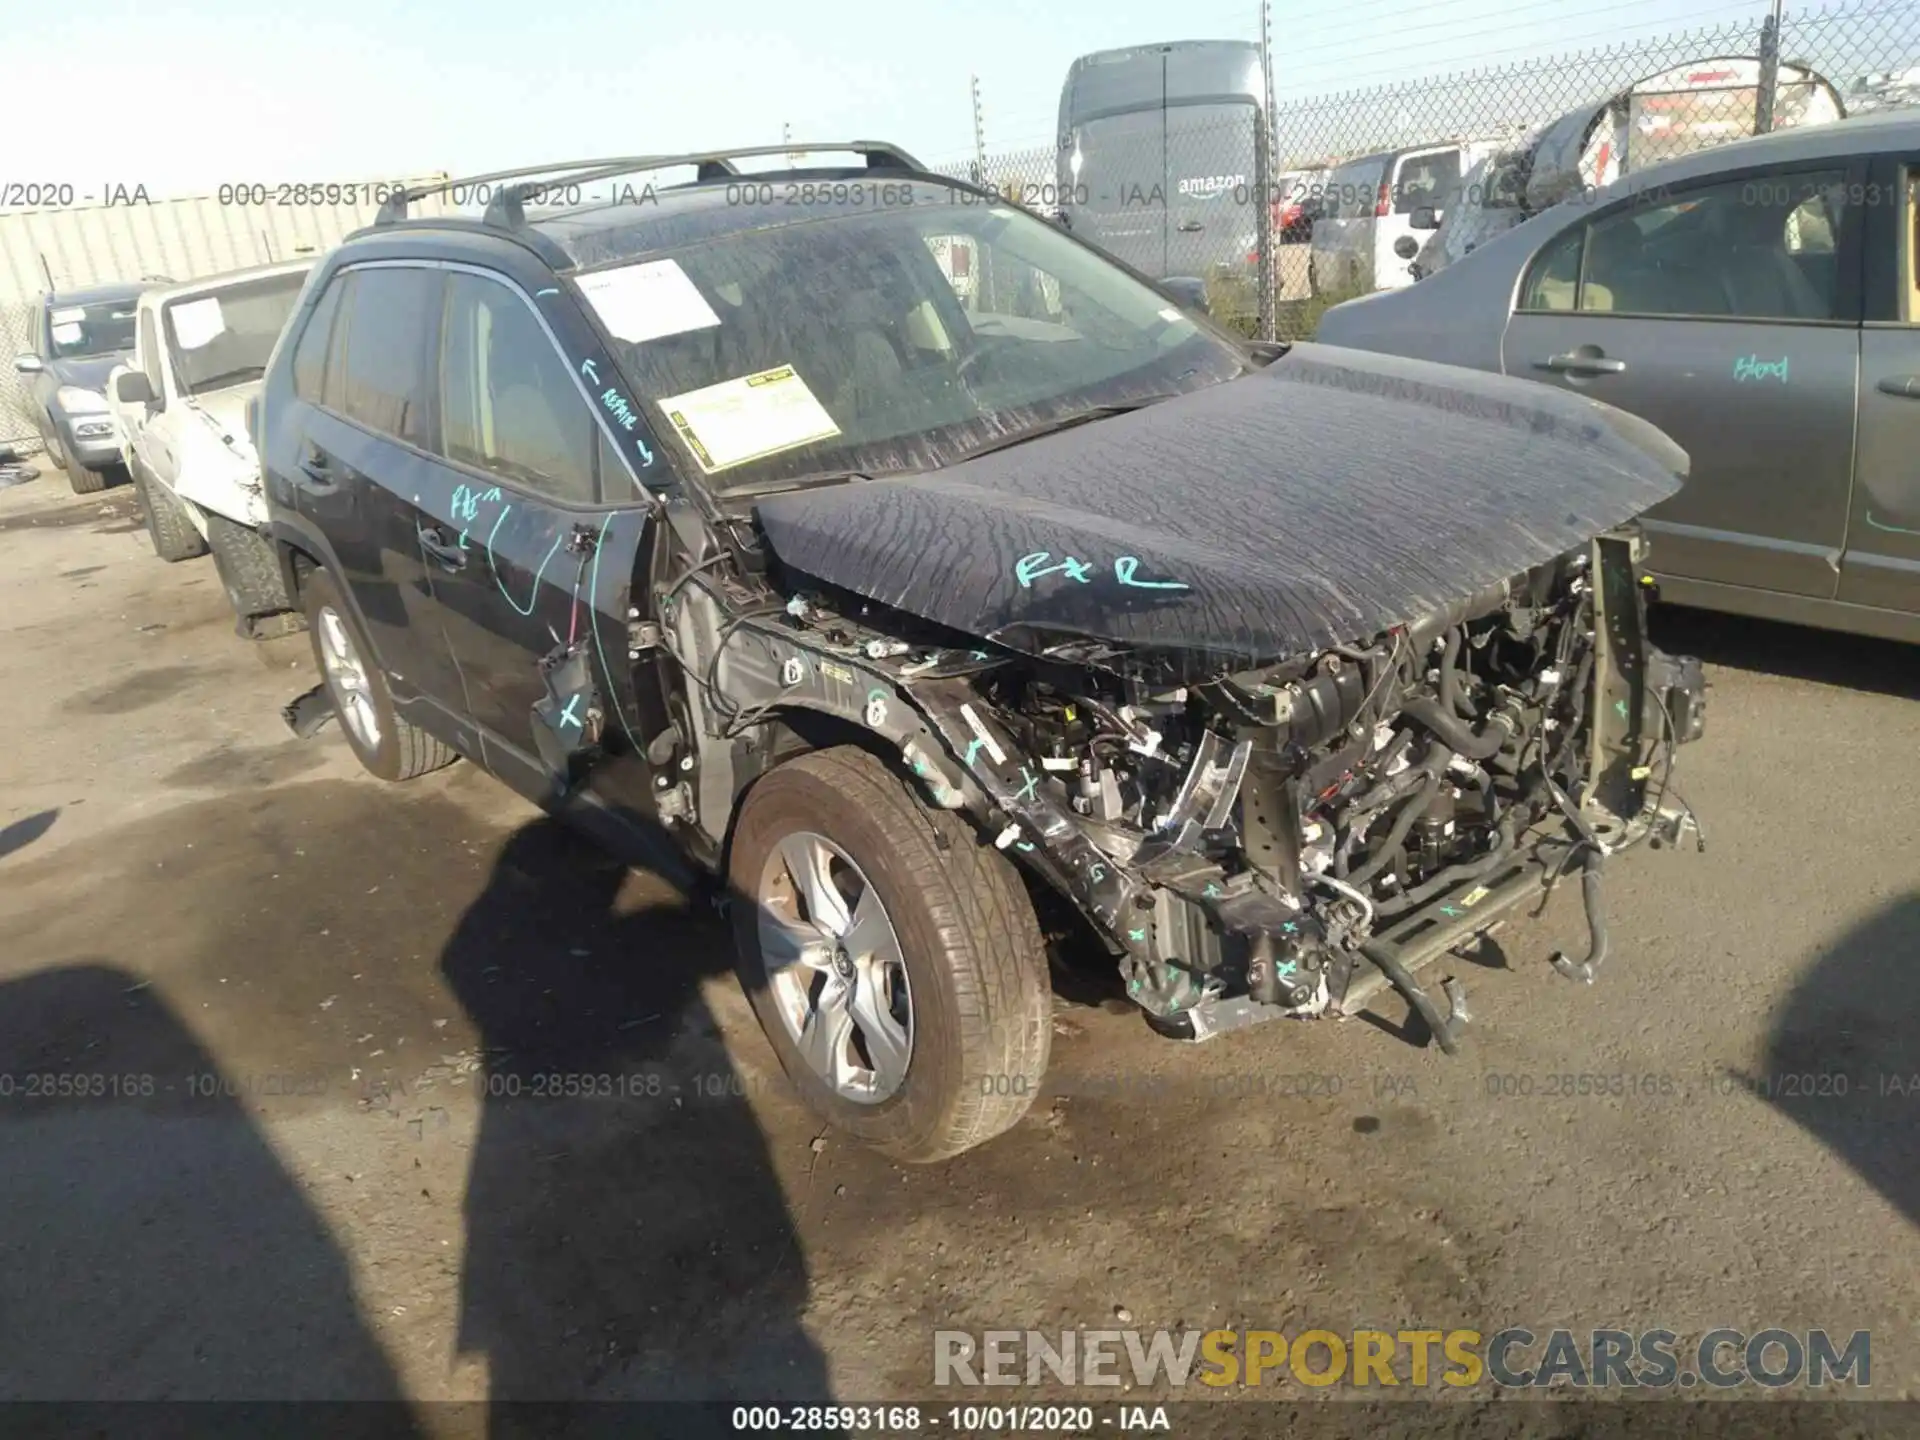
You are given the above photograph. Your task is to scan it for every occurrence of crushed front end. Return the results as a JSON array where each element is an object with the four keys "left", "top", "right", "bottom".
[{"left": 672, "top": 523, "right": 1705, "bottom": 1053}]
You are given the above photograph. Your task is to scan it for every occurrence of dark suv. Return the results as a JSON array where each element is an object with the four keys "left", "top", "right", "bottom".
[{"left": 260, "top": 143, "right": 1706, "bottom": 1161}]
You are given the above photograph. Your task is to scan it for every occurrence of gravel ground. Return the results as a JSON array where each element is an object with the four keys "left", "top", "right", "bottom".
[{"left": 0, "top": 475, "right": 1914, "bottom": 1436}]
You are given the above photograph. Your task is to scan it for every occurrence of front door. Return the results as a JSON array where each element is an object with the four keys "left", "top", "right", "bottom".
[
  {"left": 1502, "top": 161, "right": 1863, "bottom": 599},
  {"left": 421, "top": 268, "right": 665, "bottom": 807},
  {"left": 1838, "top": 154, "right": 1920, "bottom": 618}
]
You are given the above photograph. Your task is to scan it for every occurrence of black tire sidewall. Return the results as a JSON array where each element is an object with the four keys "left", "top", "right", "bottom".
[
  {"left": 729, "top": 753, "right": 1024, "bottom": 1158},
  {"left": 302, "top": 570, "right": 405, "bottom": 781}
]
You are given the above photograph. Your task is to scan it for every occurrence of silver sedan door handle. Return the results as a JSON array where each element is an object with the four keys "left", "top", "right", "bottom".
[{"left": 1539, "top": 351, "right": 1627, "bottom": 376}]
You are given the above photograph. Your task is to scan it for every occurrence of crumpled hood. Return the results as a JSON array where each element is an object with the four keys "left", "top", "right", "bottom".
[{"left": 754, "top": 342, "right": 1687, "bottom": 668}]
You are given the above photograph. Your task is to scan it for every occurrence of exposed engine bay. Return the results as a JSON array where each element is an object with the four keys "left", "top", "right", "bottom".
[{"left": 648, "top": 512, "right": 1706, "bottom": 1052}]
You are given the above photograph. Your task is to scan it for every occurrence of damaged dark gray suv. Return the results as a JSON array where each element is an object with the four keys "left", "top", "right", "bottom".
[{"left": 258, "top": 143, "right": 1708, "bottom": 1161}]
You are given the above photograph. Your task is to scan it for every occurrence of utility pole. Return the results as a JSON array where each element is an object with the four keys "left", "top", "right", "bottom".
[
  {"left": 970, "top": 75, "right": 987, "bottom": 188},
  {"left": 1258, "top": 0, "right": 1278, "bottom": 338}
]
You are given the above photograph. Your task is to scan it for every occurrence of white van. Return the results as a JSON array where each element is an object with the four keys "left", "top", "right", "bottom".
[{"left": 1308, "top": 139, "right": 1500, "bottom": 295}]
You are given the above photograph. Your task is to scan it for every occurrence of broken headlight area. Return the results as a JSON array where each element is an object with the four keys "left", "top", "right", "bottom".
[{"left": 677, "top": 531, "right": 1705, "bottom": 1052}]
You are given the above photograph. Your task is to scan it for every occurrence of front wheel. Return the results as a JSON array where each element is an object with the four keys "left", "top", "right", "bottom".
[{"left": 729, "top": 746, "right": 1052, "bottom": 1163}]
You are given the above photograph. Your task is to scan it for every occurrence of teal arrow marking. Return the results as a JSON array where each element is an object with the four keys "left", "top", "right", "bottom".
[{"left": 581, "top": 358, "right": 600, "bottom": 385}]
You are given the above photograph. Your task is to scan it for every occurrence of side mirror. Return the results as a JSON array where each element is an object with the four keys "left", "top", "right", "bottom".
[
  {"left": 115, "top": 370, "right": 156, "bottom": 406},
  {"left": 1393, "top": 236, "right": 1420, "bottom": 260},
  {"left": 1158, "top": 276, "right": 1211, "bottom": 316},
  {"left": 1409, "top": 205, "right": 1440, "bottom": 231},
  {"left": 244, "top": 395, "right": 262, "bottom": 449},
  {"left": 13, "top": 353, "right": 43, "bottom": 374}
]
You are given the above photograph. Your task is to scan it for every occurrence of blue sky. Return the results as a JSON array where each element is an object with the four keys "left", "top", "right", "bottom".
[{"left": 14, "top": 0, "right": 1785, "bottom": 197}]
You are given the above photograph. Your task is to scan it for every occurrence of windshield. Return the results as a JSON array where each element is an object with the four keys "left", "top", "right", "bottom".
[
  {"left": 596, "top": 200, "right": 1246, "bottom": 492},
  {"left": 46, "top": 297, "right": 138, "bottom": 359},
  {"left": 164, "top": 271, "right": 309, "bottom": 395}
]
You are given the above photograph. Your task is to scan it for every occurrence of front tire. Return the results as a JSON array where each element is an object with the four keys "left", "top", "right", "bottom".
[
  {"left": 729, "top": 746, "right": 1052, "bottom": 1163},
  {"left": 207, "top": 513, "right": 299, "bottom": 637},
  {"left": 132, "top": 459, "right": 209, "bottom": 562},
  {"left": 301, "top": 568, "right": 456, "bottom": 782}
]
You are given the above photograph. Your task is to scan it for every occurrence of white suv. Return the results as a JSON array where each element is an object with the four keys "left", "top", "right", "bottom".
[
  {"left": 1309, "top": 139, "right": 1501, "bottom": 295},
  {"left": 108, "top": 261, "right": 313, "bottom": 636}
]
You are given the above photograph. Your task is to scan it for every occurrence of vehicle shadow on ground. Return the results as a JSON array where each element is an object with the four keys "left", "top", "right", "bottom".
[
  {"left": 1651, "top": 604, "right": 1920, "bottom": 701},
  {"left": 0, "top": 962, "right": 424, "bottom": 1430},
  {"left": 0, "top": 807, "right": 59, "bottom": 862},
  {"left": 1750, "top": 893, "right": 1920, "bottom": 1229},
  {"left": 439, "top": 816, "right": 835, "bottom": 1425}
]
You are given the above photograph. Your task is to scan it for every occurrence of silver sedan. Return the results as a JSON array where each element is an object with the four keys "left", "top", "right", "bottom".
[{"left": 1316, "top": 110, "right": 1920, "bottom": 645}]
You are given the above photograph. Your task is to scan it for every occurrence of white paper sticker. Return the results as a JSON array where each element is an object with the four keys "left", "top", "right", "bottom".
[
  {"left": 50, "top": 306, "right": 87, "bottom": 324},
  {"left": 1158, "top": 306, "right": 1185, "bottom": 323},
  {"left": 50, "top": 321, "right": 83, "bottom": 346},
  {"left": 169, "top": 296, "right": 227, "bottom": 350},
  {"left": 576, "top": 259, "right": 721, "bottom": 345},
  {"left": 660, "top": 365, "right": 841, "bottom": 473}
]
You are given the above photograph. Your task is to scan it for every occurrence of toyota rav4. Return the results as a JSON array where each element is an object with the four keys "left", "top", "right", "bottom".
[{"left": 259, "top": 143, "right": 1707, "bottom": 1161}]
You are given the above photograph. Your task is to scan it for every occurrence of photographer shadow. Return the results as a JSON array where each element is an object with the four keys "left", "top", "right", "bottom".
[
  {"left": 440, "top": 816, "right": 834, "bottom": 1430},
  {"left": 1750, "top": 892, "right": 1920, "bottom": 1227},
  {"left": 0, "top": 962, "right": 422, "bottom": 1434}
]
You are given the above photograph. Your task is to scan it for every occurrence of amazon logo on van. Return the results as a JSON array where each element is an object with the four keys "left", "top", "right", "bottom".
[{"left": 1177, "top": 174, "right": 1245, "bottom": 197}]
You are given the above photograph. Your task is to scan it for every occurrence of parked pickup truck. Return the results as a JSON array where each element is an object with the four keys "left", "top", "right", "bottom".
[{"left": 108, "top": 261, "right": 314, "bottom": 636}]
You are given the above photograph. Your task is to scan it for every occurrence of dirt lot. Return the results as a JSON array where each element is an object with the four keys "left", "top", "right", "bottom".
[{"left": 1, "top": 475, "right": 1916, "bottom": 1432}]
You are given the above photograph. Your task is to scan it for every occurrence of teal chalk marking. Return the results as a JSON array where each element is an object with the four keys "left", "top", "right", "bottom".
[
  {"left": 1865, "top": 509, "right": 1920, "bottom": 538},
  {"left": 1014, "top": 551, "right": 1095, "bottom": 588},
  {"left": 1013, "top": 765, "right": 1039, "bottom": 802},
  {"left": 486, "top": 505, "right": 566, "bottom": 618},
  {"left": 581, "top": 358, "right": 600, "bottom": 384},
  {"left": 971, "top": 650, "right": 989, "bottom": 661},
  {"left": 963, "top": 737, "right": 987, "bottom": 766},
  {"left": 1276, "top": 958, "right": 1298, "bottom": 978},
  {"left": 1203, "top": 882, "right": 1222, "bottom": 899},
  {"left": 1127, "top": 927, "right": 1147, "bottom": 943},
  {"left": 1015, "top": 841, "right": 1035, "bottom": 852},
  {"left": 1281, "top": 920, "right": 1298, "bottom": 934},
  {"left": 1441, "top": 905, "right": 1462, "bottom": 917},
  {"left": 536, "top": 287, "right": 559, "bottom": 297},
  {"left": 1089, "top": 864, "right": 1106, "bottom": 883},
  {"left": 1113, "top": 555, "right": 1189, "bottom": 591},
  {"left": 558, "top": 694, "right": 584, "bottom": 730},
  {"left": 1614, "top": 698, "right": 1629, "bottom": 719},
  {"left": 1733, "top": 353, "right": 1789, "bottom": 383}
]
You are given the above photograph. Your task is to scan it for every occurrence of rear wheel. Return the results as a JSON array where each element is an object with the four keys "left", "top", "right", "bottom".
[
  {"left": 132, "top": 459, "right": 209, "bottom": 562},
  {"left": 729, "top": 746, "right": 1052, "bottom": 1162},
  {"left": 301, "top": 568, "right": 456, "bottom": 782}
]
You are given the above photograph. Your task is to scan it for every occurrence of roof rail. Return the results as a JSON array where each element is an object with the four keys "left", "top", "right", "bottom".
[{"left": 380, "top": 142, "right": 926, "bottom": 227}]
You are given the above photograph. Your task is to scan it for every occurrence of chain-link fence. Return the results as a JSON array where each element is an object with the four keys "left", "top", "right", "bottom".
[{"left": 938, "top": 0, "right": 1919, "bottom": 340}]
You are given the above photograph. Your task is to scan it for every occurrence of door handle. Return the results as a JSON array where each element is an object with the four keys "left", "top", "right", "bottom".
[
  {"left": 1875, "top": 374, "right": 1920, "bottom": 399},
  {"left": 296, "top": 447, "right": 338, "bottom": 492},
  {"left": 417, "top": 525, "right": 468, "bottom": 571},
  {"left": 1539, "top": 351, "right": 1627, "bottom": 376},
  {"left": 1176, "top": 220, "right": 1204, "bottom": 233}
]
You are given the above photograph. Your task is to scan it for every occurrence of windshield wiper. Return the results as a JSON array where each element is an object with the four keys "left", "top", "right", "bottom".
[
  {"left": 728, "top": 468, "right": 904, "bottom": 499},
  {"left": 955, "top": 395, "right": 1179, "bottom": 463}
]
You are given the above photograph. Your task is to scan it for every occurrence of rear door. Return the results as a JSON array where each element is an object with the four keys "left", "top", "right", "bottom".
[
  {"left": 1073, "top": 107, "right": 1170, "bottom": 276},
  {"left": 1164, "top": 101, "right": 1259, "bottom": 276},
  {"left": 289, "top": 263, "right": 472, "bottom": 724},
  {"left": 1378, "top": 146, "right": 1463, "bottom": 289},
  {"left": 1838, "top": 153, "right": 1920, "bottom": 617},
  {"left": 423, "top": 266, "right": 659, "bottom": 801},
  {"left": 1501, "top": 159, "right": 1864, "bottom": 599}
]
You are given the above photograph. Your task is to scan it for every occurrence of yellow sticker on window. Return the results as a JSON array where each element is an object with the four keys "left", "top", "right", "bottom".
[{"left": 660, "top": 364, "right": 842, "bottom": 474}]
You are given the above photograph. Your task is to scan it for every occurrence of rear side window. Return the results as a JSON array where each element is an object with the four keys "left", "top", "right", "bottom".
[
  {"left": 292, "top": 275, "right": 344, "bottom": 402},
  {"left": 439, "top": 272, "right": 598, "bottom": 505},
  {"left": 1519, "top": 227, "right": 1583, "bottom": 311},
  {"left": 336, "top": 267, "right": 438, "bottom": 446},
  {"left": 1393, "top": 151, "right": 1460, "bottom": 214}
]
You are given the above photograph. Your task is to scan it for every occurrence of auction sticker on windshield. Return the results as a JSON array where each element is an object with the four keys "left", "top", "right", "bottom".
[
  {"left": 169, "top": 297, "right": 227, "bottom": 350},
  {"left": 660, "top": 364, "right": 842, "bottom": 473},
  {"left": 575, "top": 258, "right": 722, "bottom": 345}
]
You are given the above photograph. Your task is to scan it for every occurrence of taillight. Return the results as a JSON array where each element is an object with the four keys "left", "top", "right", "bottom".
[{"left": 1375, "top": 182, "right": 1391, "bottom": 217}]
